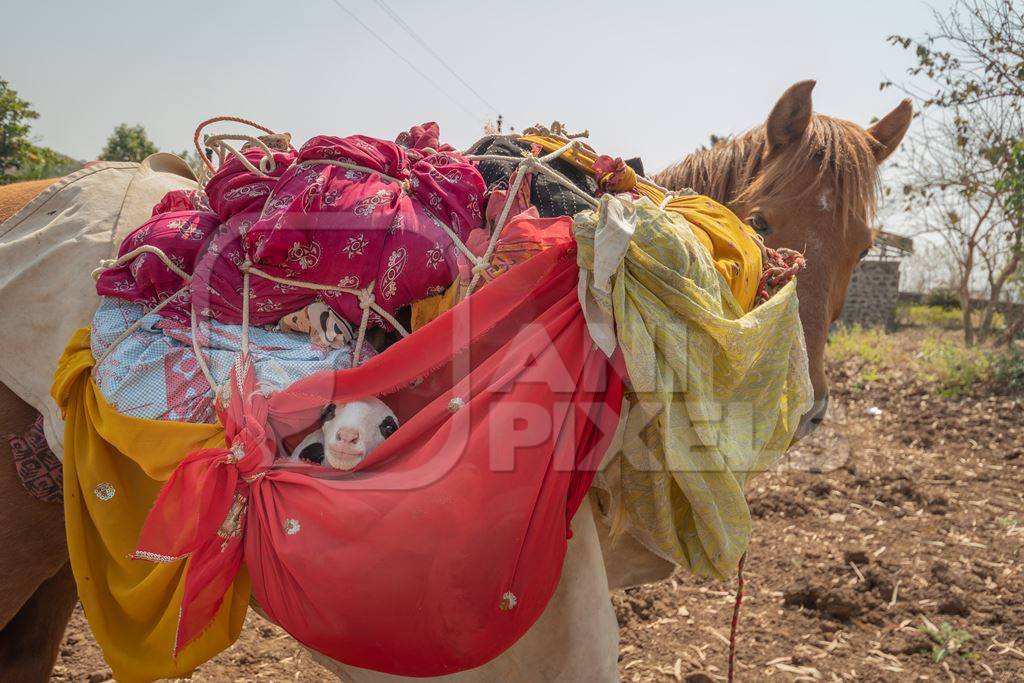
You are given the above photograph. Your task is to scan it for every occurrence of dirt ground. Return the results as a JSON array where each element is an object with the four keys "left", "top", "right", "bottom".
[{"left": 53, "top": 335, "right": 1024, "bottom": 682}]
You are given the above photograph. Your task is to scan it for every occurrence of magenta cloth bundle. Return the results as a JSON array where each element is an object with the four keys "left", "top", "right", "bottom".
[{"left": 96, "top": 123, "right": 486, "bottom": 330}]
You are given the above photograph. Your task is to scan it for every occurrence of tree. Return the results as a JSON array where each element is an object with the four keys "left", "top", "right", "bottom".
[
  {"left": 176, "top": 148, "right": 209, "bottom": 179},
  {"left": 0, "top": 78, "right": 40, "bottom": 183},
  {"left": 16, "top": 145, "right": 82, "bottom": 181},
  {"left": 885, "top": 0, "right": 1023, "bottom": 345},
  {"left": 997, "top": 139, "right": 1024, "bottom": 343},
  {"left": 885, "top": 0, "right": 1022, "bottom": 116},
  {"left": 100, "top": 123, "right": 158, "bottom": 162},
  {"left": 895, "top": 113, "right": 1022, "bottom": 345}
]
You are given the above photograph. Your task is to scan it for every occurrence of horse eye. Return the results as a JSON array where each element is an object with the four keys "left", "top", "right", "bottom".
[
  {"left": 748, "top": 215, "right": 770, "bottom": 235},
  {"left": 859, "top": 248, "right": 870, "bottom": 260},
  {"left": 379, "top": 416, "right": 398, "bottom": 438}
]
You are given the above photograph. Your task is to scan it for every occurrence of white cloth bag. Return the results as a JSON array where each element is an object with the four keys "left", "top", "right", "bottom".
[{"left": 0, "top": 153, "right": 197, "bottom": 457}]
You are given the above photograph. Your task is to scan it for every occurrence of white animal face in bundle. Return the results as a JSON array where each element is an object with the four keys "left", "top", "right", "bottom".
[{"left": 291, "top": 398, "right": 399, "bottom": 470}]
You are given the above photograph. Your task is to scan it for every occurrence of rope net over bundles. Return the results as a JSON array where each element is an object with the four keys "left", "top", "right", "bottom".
[{"left": 95, "top": 116, "right": 777, "bottom": 384}]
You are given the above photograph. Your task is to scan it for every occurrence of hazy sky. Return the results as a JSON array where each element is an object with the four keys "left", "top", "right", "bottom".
[{"left": 2, "top": 0, "right": 952, "bottom": 172}]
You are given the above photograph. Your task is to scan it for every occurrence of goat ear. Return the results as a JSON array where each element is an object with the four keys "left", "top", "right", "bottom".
[
  {"left": 766, "top": 80, "right": 815, "bottom": 152},
  {"left": 297, "top": 442, "right": 325, "bottom": 466},
  {"left": 867, "top": 98, "right": 913, "bottom": 163},
  {"left": 379, "top": 415, "right": 399, "bottom": 439}
]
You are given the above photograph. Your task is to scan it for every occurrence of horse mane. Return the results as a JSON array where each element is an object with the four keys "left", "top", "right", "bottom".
[{"left": 654, "top": 114, "right": 880, "bottom": 230}]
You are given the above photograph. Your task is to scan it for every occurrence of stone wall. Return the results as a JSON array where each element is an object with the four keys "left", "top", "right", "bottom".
[{"left": 837, "top": 259, "right": 902, "bottom": 329}]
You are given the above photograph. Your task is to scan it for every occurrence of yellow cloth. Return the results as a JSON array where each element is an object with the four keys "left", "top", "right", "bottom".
[
  {"left": 410, "top": 278, "right": 461, "bottom": 331},
  {"left": 52, "top": 328, "right": 250, "bottom": 682},
  {"left": 574, "top": 196, "right": 812, "bottom": 579},
  {"left": 520, "top": 135, "right": 763, "bottom": 311}
]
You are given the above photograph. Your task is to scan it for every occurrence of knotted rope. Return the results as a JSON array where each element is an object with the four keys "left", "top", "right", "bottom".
[
  {"left": 192, "top": 116, "right": 297, "bottom": 185},
  {"left": 204, "top": 134, "right": 278, "bottom": 177},
  {"left": 755, "top": 246, "right": 806, "bottom": 306}
]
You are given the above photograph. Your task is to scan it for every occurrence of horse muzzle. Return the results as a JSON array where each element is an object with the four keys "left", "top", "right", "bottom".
[{"left": 793, "top": 393, "right": 829, "bottom": 443}]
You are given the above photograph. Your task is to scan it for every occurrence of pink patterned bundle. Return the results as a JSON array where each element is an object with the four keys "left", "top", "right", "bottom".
[{"left": 97, "top": 123, "right": 486, "bottom": 330}]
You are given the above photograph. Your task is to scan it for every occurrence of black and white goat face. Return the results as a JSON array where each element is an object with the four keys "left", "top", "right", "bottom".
[{"left": 292, "top": 398, "right": 398, "bottom": 470}]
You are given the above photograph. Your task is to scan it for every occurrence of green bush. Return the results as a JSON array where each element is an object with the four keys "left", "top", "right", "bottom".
[
  {"left": 992, "top": 352, "right": 1024, "bottom": 394},
  {"left": 919, "top": 618, "right": 973, "bottom": 664},
  {"left": 899, "top": 305, "right": 964, "bottom": 329},
  {"left": 916, "top": 339, "right": 992, "bottom": 397},
  {"left": 13, "top": 145, "right": 82, "bottom": 181},
  {"left": 989, "top": 310, "right": 1008, "bottom": 331},
  {"left": 827, "top": 325, "right": 892, "bottom": 366},
  {"left": 828, "top": 323, "right": 1017, "bottom": 397},
  {"left": 898, "top": 305, "right": 1006, "bottom": 332},
  {"left": 924, "top": 288, "right": 961, "bottom": 309}
]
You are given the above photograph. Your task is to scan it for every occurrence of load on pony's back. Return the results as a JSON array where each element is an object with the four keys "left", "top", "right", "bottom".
[{"left": 0, "top": 80, "right": 911, "bottom": 682}]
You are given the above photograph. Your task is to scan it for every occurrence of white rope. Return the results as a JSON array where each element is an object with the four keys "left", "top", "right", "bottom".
[
  {"left": 204, "top": 134, "right": 277, "bottom": 177},
  {"left": 525, "top": 156, "right": 600, "bottom": 208},
  {"left": 352, "top": 289, "right": 374, "bottom": 366},
  {"left": 244, "top": 266, "right": 410, "bottom": 337},
  {"left": 469, "top": 138, "right": 670, "bottom": 202},
  {"left": 193, "top": 115, "right": 283, "bottom": 177},
  {"left": 362, "top": 293, "right": 410, "bottom": 335},
  {"left": 96, "top": 124, "right": 656, "bottom": 392},
  {"left": 535, "top": 138, "right": 579, "bottom": 163},
  {"left": 426, "top": 208, "right": 481, "bottom": 264},
  {"left": 636, "top": 172, "right": 675, "bottom": 196},
  {"left": 464, "top": 138, "right": 597, "bottom": 296},
  {"left": 466, "top": 158, "right": 530, "bottom": 295},
  {"left": 92, "top": 244, "right": 192, "bottom": 282},
  {"left": 463, "top": 153, "right": 527, "bottom": 163},
  {"left": 189, "top": 303, "right": 221, "bottom": 396},
  {"left": 297, "top": 159, "right": 407, "bottom": 189},
  {"left": 240, "top": 264, "right": 252, "bottom": 357},
  {"left": 196, "top": 163, "right": 212, "bottom": 187},
  {"left": 94, "top": 286, "right": 188, "bottom": 366}
]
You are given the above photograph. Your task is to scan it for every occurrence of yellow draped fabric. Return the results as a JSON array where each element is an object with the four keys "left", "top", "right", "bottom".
[
  {"left": 410, "top": 278, "right": 461, "bottom": 331},
  {"left": 574, "top": 196, "right": 812, "bottom": 579},
  {"left": 520, "top": 135, "right": 763, "bottom": 311},
  {"left": 52, "top": 328, "right": 250, "bottom": 683}
]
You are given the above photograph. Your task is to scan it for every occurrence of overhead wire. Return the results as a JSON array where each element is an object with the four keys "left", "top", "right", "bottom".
[
  {"left": 328, "top": 0, "right": 485, "bottom": 122},
  {"left": 372, "top": 0, "right": 500, "bottom": 116}
]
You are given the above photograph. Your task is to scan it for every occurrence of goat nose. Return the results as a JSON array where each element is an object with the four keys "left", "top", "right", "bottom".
[{"left": 336, "top": 428, "right": 360, "bottom": 445}]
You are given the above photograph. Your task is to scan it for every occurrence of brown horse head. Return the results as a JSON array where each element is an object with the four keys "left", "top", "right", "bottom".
[{"left": 655, "top": 80, "right": 912, "bottom": 435}]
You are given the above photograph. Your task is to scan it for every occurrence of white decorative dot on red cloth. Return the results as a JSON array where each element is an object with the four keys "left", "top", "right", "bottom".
[
  {"left": 499, "top": 591, "right": 517, "bottom": 611},
  {"left": 447, "top": 397, "right": 465, "bottom": 413}
]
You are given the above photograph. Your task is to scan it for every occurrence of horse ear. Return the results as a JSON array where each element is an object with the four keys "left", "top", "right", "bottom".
[
  {"left": 867, "top": 98, "right": 913, "bottom": 163},
  {"left": 766, "top": 80, "right": 815, "bottom": 152}
]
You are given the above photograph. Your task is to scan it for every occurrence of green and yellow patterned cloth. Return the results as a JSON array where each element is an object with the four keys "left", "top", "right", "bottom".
[{"left": 574, "top": 195, "right": 813, "bottom": 579}]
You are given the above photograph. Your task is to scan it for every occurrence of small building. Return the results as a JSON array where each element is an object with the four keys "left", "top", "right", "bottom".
[{"left": 836, "top": 230, "right": 913, "bottom": 329}]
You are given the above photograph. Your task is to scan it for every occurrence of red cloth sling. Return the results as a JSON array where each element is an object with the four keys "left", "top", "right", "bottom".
[{"left": 133, "top": 241, "right": 625, "bottom": 676}]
